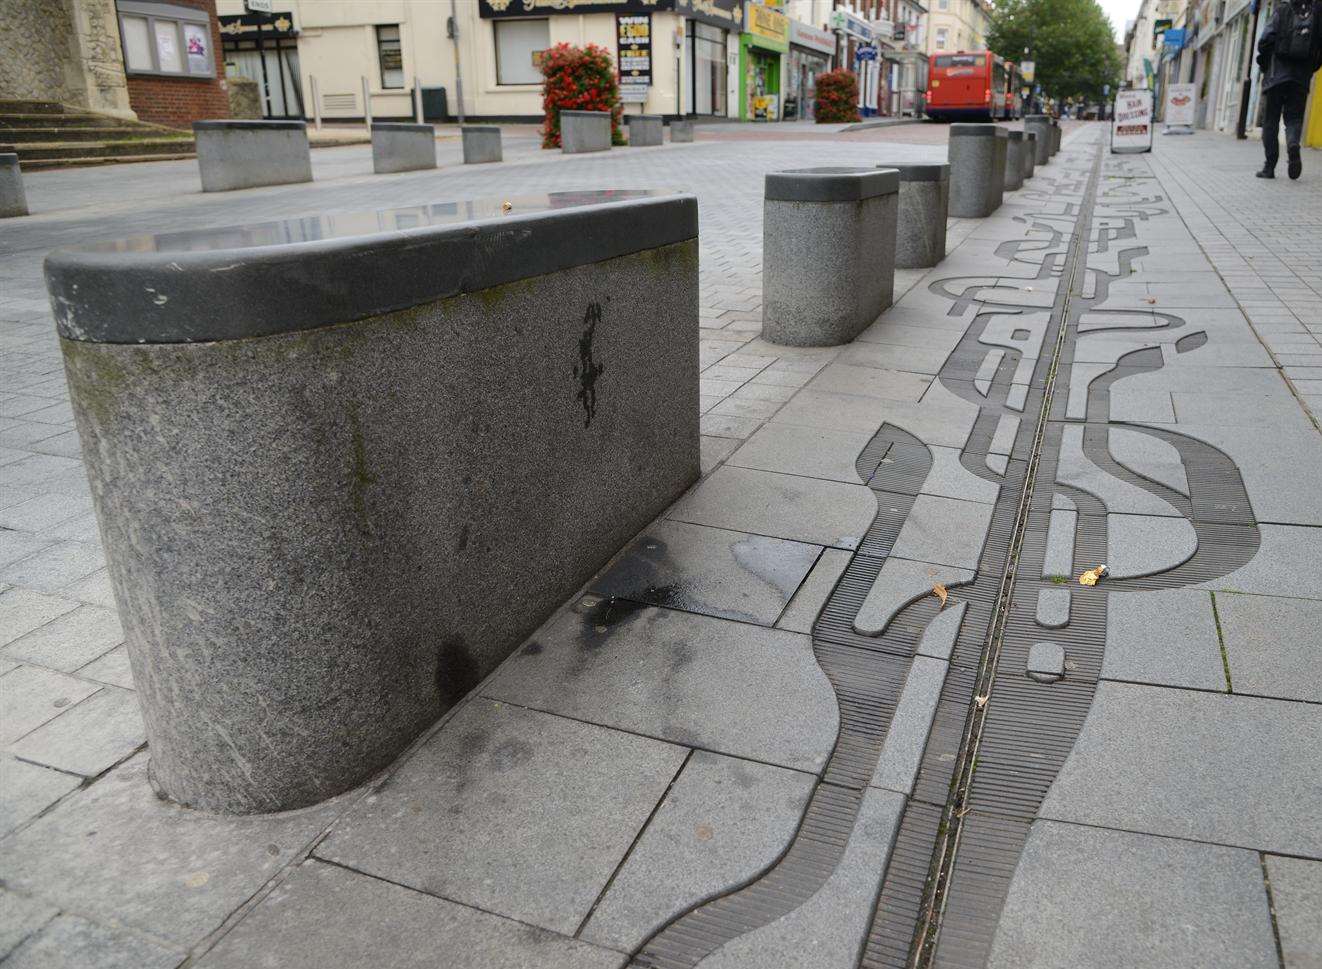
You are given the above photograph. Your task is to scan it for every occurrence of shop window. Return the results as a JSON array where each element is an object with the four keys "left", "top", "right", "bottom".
[
  {"left": 376, "top": 25, "right": 404, "bottom": 89},
  {"left": 494, "top": 19, "right": 550, "bottom": 85},
  {"left": 116, "top": 1, "right": 215, "bottom": 77}
]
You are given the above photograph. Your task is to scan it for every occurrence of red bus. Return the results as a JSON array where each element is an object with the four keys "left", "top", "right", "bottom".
[{"left": 927, "top": 51, "right": 1020, "bottom": 121}]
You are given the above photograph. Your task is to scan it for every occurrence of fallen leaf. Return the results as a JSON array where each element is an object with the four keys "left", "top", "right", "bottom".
[
  {"left": 501, "top": 200, "right": 513, "bottom": 212},
  {"left": 975, "top": 694, "right": 989, "bottom": 709},
  {"left": 933, "top": 583, "right": 949, "bottom": 607}
]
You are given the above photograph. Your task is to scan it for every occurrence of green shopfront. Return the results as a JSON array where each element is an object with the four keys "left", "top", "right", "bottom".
[{"left": 739, "top": 3, "right": 788, "bottom": 120}]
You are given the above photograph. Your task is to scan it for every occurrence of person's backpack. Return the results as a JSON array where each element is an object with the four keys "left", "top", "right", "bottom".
[{"left": 1279, "top": 1, "right": 1316, "bottom": 60}]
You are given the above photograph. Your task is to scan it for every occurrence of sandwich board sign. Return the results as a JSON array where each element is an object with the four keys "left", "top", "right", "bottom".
[
  {"left": 1164, "top": 82, "right": 1197, "bottom": 130},
  {"left": 1111, "top": 88, "right": 1154, "bottom": 153}
]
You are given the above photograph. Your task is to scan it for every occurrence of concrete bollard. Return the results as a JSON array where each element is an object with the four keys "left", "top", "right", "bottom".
[
  {"left": 1, "top": 153, "right": 28, "bottom": 218},
  {"left": 560, "top": 110, "right": 612, "bottom": 153},
  {"left": 948, "top": 124, "right": 1008, "bottom": 219},
  {"left": 877, "top": 163, "right": 949, "bottom": 269},
  {"left": 47, "top": 190, "right": 700, "bottom": 814},
  {"left": 461, "top": 125, "right": 503, "bottom": 164},
  {"left": 1004, "top": 130, "right": 1027, "bottom": 192},
  {"left": 371, "top": 122, "right": 437, "bottom": 174},
  {"left": 193, "top": 119, "right": 313, "bottom": 192},
  {"left": 626, "top": 115, "right": 664, "bottom": 147},
  {"left": 1025, "top": 115, "right": 1052, "bottom": 165},
  {"left": 1022, "top": 132, "right": 1037, "bottom": 180},
  {"left": 763, "top": 167, "right": 899, "bottom": 347},
  {"left": 670, "top": 120, "right": 695, "bottom": 143},
  {"left": 1050, "top": 120, "right": 1062, "bottom": 155}
]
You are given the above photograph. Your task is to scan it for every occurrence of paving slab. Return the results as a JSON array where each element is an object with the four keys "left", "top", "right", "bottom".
[
  {"left": 2, "top": 913, "right": 182, "bottom": 969},
  {"left": 1107, "top": 426, "right": 1188, "bottom": 495},
  {"left": 0, "top": 604, "right": 122, "bottom": 672},
  {"left": 854, "top": 557, "right": 975, "bottom": 636},
  {"left": 7, "top": 686, "right": 143, "bottom": 777},
  {"left": 728, "top": 423, "right": 872, "bottom": 483},
  {"left": 0, "top": 755, "right": 80, "bottom": 837},
  {"left": 0, "top": 588, "right": 78, "bottom": 647},
  {"left": 0, "top": 665, "right": 99, "bottom": 745},
  {"left": 1103, "top": 589, "right": 1226, "bottom": 691},
  {"left": 777, "top": 548, "right": 852, "bottom": 634},
  {"left": 1194, "top": 525, "right": 1322, "bottom": 598},
  {"left": 0, "top": 889, "right": 59, "bottom": 961},
  {"left": 915, "top": 600, "right": 968, "bottom": 661},
  {"left": 804, "top": 363, "right": 932, "bottom": 401},
  {"left": 1215, "top": 593, "right": 1322, "bottom": 702},
  {"left": 484, "top": 606, "right": 836, "bottom": 773},
  {"left": 889, "top": 494, "right": 994, "bottom": 571},
  {"left": 988, "top": 821, "right": 1278, "bottom": 969},
  {"left": 872, "top": 655, "right": 947, "bottom": 796},
  {"left": 1107, "top": 513, "right": 1197, "bottom": 579},
  {"left": 1264, "top": 855, "right": 1322, "bottom": 969},
  {"left": 76, "top": 645, "right": 135, "bottom": 689},
  {"left": 1056, "top": 424, "right": 1181, "bottom": 517},
  {"left": 883, "top": 443, "right": 1001, "bottom": 504}
]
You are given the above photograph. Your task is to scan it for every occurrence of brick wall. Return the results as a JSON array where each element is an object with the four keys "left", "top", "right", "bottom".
[{"left": 124, "top": 0, "right": 230, "bottom": 128}]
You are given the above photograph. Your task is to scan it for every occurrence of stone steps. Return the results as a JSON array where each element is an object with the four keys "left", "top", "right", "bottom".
[
  {"left": 0, "top": 126, "right": 186, "bottom": 143},
  {"left": 18, "top": 152, "right": 199, "bottom": 171},
  {"left": 2, "top": 138, "right": 195, "bottom": 162},
  {"left": 0, "top": 100, "right": 196, "bottom": 170}
]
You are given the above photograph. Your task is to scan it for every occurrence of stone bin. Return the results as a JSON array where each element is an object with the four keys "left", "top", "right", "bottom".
[
  {"left": 948, "top": 124, "right": 1007, "bottom": 219},
  {"left": 1, "top": 153, "right": 28, "bottom": 218},
  {"left": 561, "top": 110, "right": 612, "bottom": 153},
  {"left": 1022, "top": 132, "right": 1038, "bottom": 180},
  {"left": 462, "top": 125, "right": 503, "bottom": 164},
  {"left": 371, "top": 121, "right": 437, "bottom": 174},
  {"left": 1004, "top": 130, "right": 1027, "bottom": 192},
  {"left": 763, "top": 167, "right": 899, "bottom": 347},
  {"left": 1024, "top": 114, "right": 1052, "bottom": 165},
  {"left": 193, "top": 119, "right": 313, "bottom": 193},
  {"left": 627, "top": 114, "right": 664, "bottom": 147},
  {"left": 670, "top": 120, "right": 695, "bottom": 143},
  {"left": 877, "top": 162, "right": 948, "bottom": 269},
  {"left": 46, "top": 190, "right": 701, "bottom": 814}
]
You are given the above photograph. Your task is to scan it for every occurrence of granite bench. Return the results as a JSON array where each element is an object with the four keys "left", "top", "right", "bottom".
[
  {"left": 877, "top": 163, "right": 949, "bottom": 269},
  {"left": 561, "top": 110, "right": 612, "bottom": 153},
  {"left": 192, "top": 119, "right": 312, "bottom": 192},
  {"left": 948, "top": 124, "right": 1007, "bottom": 219},
  {"left": 627, "top": 114, "right": 664, "bottom": 147},
  {"left": 371, "top": 121, "right": 437, "bottom": 173},
  {"left": 462, "top": 125, "right": 503, "bottom": 164}
]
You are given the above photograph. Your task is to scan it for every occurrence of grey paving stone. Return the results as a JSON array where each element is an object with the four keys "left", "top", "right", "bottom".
[
  {"left": 728, "top": 423, "right": 872, "bottom": 483},
  {"left": 0, "top": 541, "right": 105, "bottom": 594},
  {"left": 916, "top": 600, "right": 968, "bottom": 661},
  {"left": 1264, "top": 855, "right": 1322, "bottom": 969},
  {"left": 0, "top": 588, "right": 78, "bottom": 647},
  {"left": 581, "top": 750, "right": 814, "bottom": 953},
  {"left": 889, "top": 494, "right": 993, "bottom": 571},
  {"left": 0, "top": 666, "right": 100, "bottom": 745},
  {"left": 199, "top": 859, "right": 624, "bottom": 969},
  {"left": 1056, "top": 425, "right": 1178, "bottom": 517},
  {"left": 8, "top": 686, "right": 144, "bottom": 777},
  {"left": 1035, "top": 588, "right": 1070, "bottom": 629},
  {"left": 987, "top": 821, "right": 1278, "bottom": 969},
  {"left": 1042, "top": 508, "right": 1075, "bottom": 578},
  {"left": 0, "top": 531, "right": 54, "bottom": 570},
  {"left": 4, "top": 914, "right": 182, "bottom": 969},
  {"left": 872, "top": 655, "right": 947, "bottom": 796},
  {"left": 318, "top": 699, "right": 685, "bottom": 936},
  {"left": 777, "top": 548, "right": 852, "bottom": 634},
  {"left": 0, "top": 889, "right": 59, "bottom": 961},
  {"left": 0, "top": 605, "right": 122, "bottom": 671},
  {"left": 838, "top": 341, "right": 952, "bottom": 375},
  {"left": 0, "top": 493, "right": 93, "bottom": 532},
  {"left": 1216, "top": 593, "right": 1322, "bottom": 702},
  {"left": 1195, "top": 525, "right": 1322, "bottom": 598},
  {"left": 60, "top": 569, "right": 116, "bottom": 608},
  {"left": 1109, "top": 387, "right": 1176, "bottom": 423},
  {"left": 988, "top": 413, "right": 1018, "bottom": 456},
  {"left": 669, "top": 466, "right": 876, "bottom": 550},
  {"left": 0, "top": 753, "right": 342, "bottom": 945},
  {"left": 774, "top": 388, "right": 979, "bottom": 450},
  {"left": 0, "top": 755, "right": 81, "bottom": 838},
  {"left": 1039, "top": 682, "right": 1322, "bottom": 857},
  {"left": 589, "top": 520, "right": 819, "bottom": 627},
  {"left": 854, "top": 557, "right": 974, "bottom": 636},
  {"left": 803, "top": 363, "right": 932, "bottom": 402},
  {"left": 1107, "top": 513, "right": 1197, "bottom": 579},
  {"left": 1108, "top": 426, "right": 1188, "bottom": 495},
  {"left": 700, "top": 435, "right": 739, "bottom": 476},
  {"left": 1026, "top": 641, "right": 1065, "bottom": 682},
  {"left": 1103, "top": 590, "right": 1226, "bottom": 691},
  {"left": 485, "top": 606, "right": 836, "bottom": 773},
  {"left": 908, "top": 444, "right": 1000, "bottom": 504},
  {"left": 699, "top": 414, "right": 761, "bottom": 441},
  {"left": 695, "top": 788, "right": 904, "bottom": 969}
]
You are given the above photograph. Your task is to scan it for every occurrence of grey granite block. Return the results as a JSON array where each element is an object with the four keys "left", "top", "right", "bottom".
[
  {"left": 778, "top": 547, "right": 852, "bottom": 633},
  {"left": 0, "top": 665, "right": 99, "bottom": 744},
  {"left": 695, "top": 788, "right": 904, "bottom": 969},
  {"left": 1104, "top": 589, "right": 1225, "bottom": 691},
  {"left": 1108, "top": 513, "right": 1197, "bottom": 579},
  {"left": 1195, "top": 524, "right": 1322, "bottom": 597},
  {"left": 0, "top": 753, "right": 342, "bottom": 945},
  {"left": 0, "top": 889, "right": 58, "bottom": 960},
  {"left": 0, "top": 154, "right": 29, "bottom": 219},
  {"left": 854, "top": 557, "right": 975, "bottom": 636},
  {"left": 1216, "top": 593, "right": 1322, "bottom": 702},
  {"left": 192, "top": 120, "right": 312, "bottom": 192},
  {"left": 0, "top": 588, "right": 78, "bottom": 647},
  {"left": 1264, "top": 855, "right": 1322, "bottom": 969},
  {"left": 461, "top": 125, "right": 502, "bottom": 164},
  {"left": 889, "top": 494, "right": 994, "bottom": 571},
  {"left": 1056, "top": 425, "right": 1180, "bottom": 516},
  {"left": 804, "top": 363, "right": 931, "bottom": 402},
  {"left": 588, "top": 519, "right": 820, "bottom": 626},
  {"left": 4, "top": 914, "right": 182, "bottom": 969},
  {"left": 77, "top": 644, "right": 135, "bottom": 689},
  {"left": 1, "top": 604, "right": 122, "bottom": 671},
  {"left": 1042, "top": 507, "right": 1076, "bottom": 578},
  {"left": 948, "top": 124, "right": 1008, "bottom": 218},
  {"left": 872, "top": 655, "right": 948, "bottom": 795},
  {"left": 1108, "top": 426, "right": 1188, "bottom": 495},
  {"left": 1026, "top": 641, "right": 1065, "bottom": 682},
  {"left": 8, "top": 686, "right": 143, "bottom": 777},
  {"left": 988, "top": 413, "right": 1019, "bottom": 456},
  {"left": 877, "top": 163, "right": 949, "bottom": 269},
  {"left": 484, "top": 606, "right": 837, "bottom": 773},
  {"left": 318, "top": 699, "right": 685, "bottom": 936},
  {"left": 581, "top": 750, "right": 814, "bottom": 953},
  {"left": 670, "top": 465, "right": 877, "bottom": 549},
  {"left": 1039, "top": 682, "right": 1322, "bottom": 857},
  {"left": 916, "top": 600, "right": 967, "bottom": 660},
  {"left": 729, "top": 424, "right": 874, "bottom": 483},
  {"left": 1024, "top": 115, "right": 1052, "bottom": 165},
  {"left": 627, "top": 114, "right": 663, "bottom": 147},
  {"left": 1021, "top": 132, "right": 1037, "bottom": 179},
  {"left": 199, "top": 859, "right": 624, "bottom": 969},
  {"left": 670, "top": 120, "right": 695, "bottom": 142},
  {"left": 1035, "top": 588, "right": 1070, "bottom": 629},
  {"left": 1004, "top": 131, "right": 1027, "bottom": 192},
  {"left": 0, "top": 755, "right": 79, "bottom": 838},
  {"left": 370, "top": 122, "right": 437, "bottom": 174},
  {"left": 700, "top": 434, "right": 739, "bottom": 475},
  {"left": 561, "top": 110, "right": 611, "bottom": 153},
  {"left": 988, "top": 821, "right": 1278, "bottom": 969},
  {"left": 776, "top": 386, "right": 980, "bottom": 451}
]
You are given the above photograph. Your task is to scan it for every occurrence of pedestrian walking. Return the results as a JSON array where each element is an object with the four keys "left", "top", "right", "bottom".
[{"left": 1255, "top": 0, "right": 1322, "bottom": 179}]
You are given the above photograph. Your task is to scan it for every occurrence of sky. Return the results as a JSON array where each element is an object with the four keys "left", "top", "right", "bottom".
[{"left": 1097, "top": 0, "right": 1142, "bottom": 40}]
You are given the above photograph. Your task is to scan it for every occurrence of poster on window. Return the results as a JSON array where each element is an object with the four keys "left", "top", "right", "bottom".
[
  {"left": 155, "top": 22, "right": 183, "bottom": 72},
  {"left": 617, "top": 12, "right": 652, "bottom": 101},
  {"left": 183, "top": 23, "right": 211, "bottom": 74},
  {"left": 1111, "top": 88, "right": 1153, "bottom": 153}
]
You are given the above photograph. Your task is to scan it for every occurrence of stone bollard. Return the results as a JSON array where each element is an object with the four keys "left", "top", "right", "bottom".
[
  {"left": 763, "top": 167, "right": 899, "bottom": 347},
  {"left": 47, "top": 190, "right": 700, "bottom": 814},
  {"left": 626, "top": 114, "right": 664, "bottom": 147},
  {"left": 1050, "top": 120, "right": 1062, "bottom": 155},
  {"left": 877, "top": 163, "right": 949, "bottom": 269},
  {"left": 1, "top": 153, "right": 28, "bottom": 218},
  {"left": 1024, "top": 115, "right": 1052, "bottom": 165},
  {"left": 1022, "top": 132, "right": 1037, "bottom": 180},
  {"left": 948, "top": 124, "right": 1007, "bottom": 219},
  {"left": 1004, "top": 130, "right": 1027, "bottom": 192},
  {"left": 461, "top": 125, "right": 503, "bottom": 164},
  {"left": 371, "top": 122, "right": 437, "bottom": 174},
  {"left": 193, "top": 119, "right": 313, "bottom": 192},
  {"left": 670, "top": 120, "right": 695, "bottom": 143},
  {"left": 560, "top": 110, "right": 612, "bottom": 153}
]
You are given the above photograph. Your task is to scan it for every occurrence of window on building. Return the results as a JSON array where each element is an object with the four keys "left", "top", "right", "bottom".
[
  {"left": 376, "top": 25, "right": 404, "bottom": 88},
  {"left": 116, "top": 1, "right": 214, "bottom": 77},
  {"left": 939, "top": 0, "right": 949, "bottom": 9},
  {"left": 494, "top": 19, "right": 550, "bottom": 85},
  {"left": 936, "top": 27, "right": 948, "bottom": 48}
]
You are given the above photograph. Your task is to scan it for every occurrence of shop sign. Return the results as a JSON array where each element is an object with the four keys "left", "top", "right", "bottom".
[
  {"left": 1162, "top": 27, "right": 1186, "bottom": 48},
  {"left": 1164, "top": 82, "right": 1196, "bottom": 125},
  {"left": 1152, "top": 17, "right": 1172, "bottom": 40},
  {"left": 617, "top": 12, "right": 652, "bottom": 101},
  {"left": 789, "top": 18, "right": 835, "bottom": 54},
  {"left": 829, "top": 8, "right": 874, "bottom": 42},
  {"left": 745, "top": 3, "right": 790, "bottom": 43},
  {"left": 1111, "top": 87, "right": 1153, "bottom": 153},
  {"left": 220, "top": 11, "right": 297, "bottom": 38},
  {"left": 673, "top": 0, "right": 744, "bottom": 29},
  {"left": 480, "top": 0, "right": 663, "bottom": 18},
  {"left": 1020, "top": 59, "right": 1034, "bottom": 83}
]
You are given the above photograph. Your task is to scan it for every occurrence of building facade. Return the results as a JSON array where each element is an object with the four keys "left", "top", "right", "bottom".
[{"left": 924, "top": 0, "right": 990, "bottom": 55}]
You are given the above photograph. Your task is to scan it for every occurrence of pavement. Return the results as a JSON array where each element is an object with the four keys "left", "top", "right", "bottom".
[{"left": 1, "top": 122, "right": 1320, "bottom": 969}]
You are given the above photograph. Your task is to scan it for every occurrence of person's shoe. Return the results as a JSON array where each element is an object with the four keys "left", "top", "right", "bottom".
[
  {"left": 1256, "top": 167, "right": 1275, "bottom": 178},
  {"left": 1288, "top": 147, "right": 1302, "bottom": 180}
]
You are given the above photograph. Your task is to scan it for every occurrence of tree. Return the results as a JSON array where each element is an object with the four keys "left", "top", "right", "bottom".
[{"left": 988, "top": 0, "right": 1123, "bottom": 103}]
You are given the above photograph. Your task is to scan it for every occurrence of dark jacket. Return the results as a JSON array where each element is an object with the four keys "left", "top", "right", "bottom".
[{"left": 1258, "top": 0, "right": 1322, "bottom": 91}]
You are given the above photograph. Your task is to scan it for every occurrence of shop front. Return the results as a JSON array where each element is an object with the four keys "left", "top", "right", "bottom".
[
  {"left": 740, "top": 3, "right": 789, "bottom": 120},
  {"left": 674, "top": 0, "right": 744, "bottom": 117},
  {"left": 785, "top": 18, "right": 835, "bottom": 119},
  {"left": 219, "top": 8, "right": 303, "bottom": 119}
]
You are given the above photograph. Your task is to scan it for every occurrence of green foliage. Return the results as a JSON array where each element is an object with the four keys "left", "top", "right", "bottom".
[
  {"left": 988, "top": 0, "right": 1123, "bottom": 102},
  {"left": 814, "top": 69, "right": 861, "bottom": 123}
]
